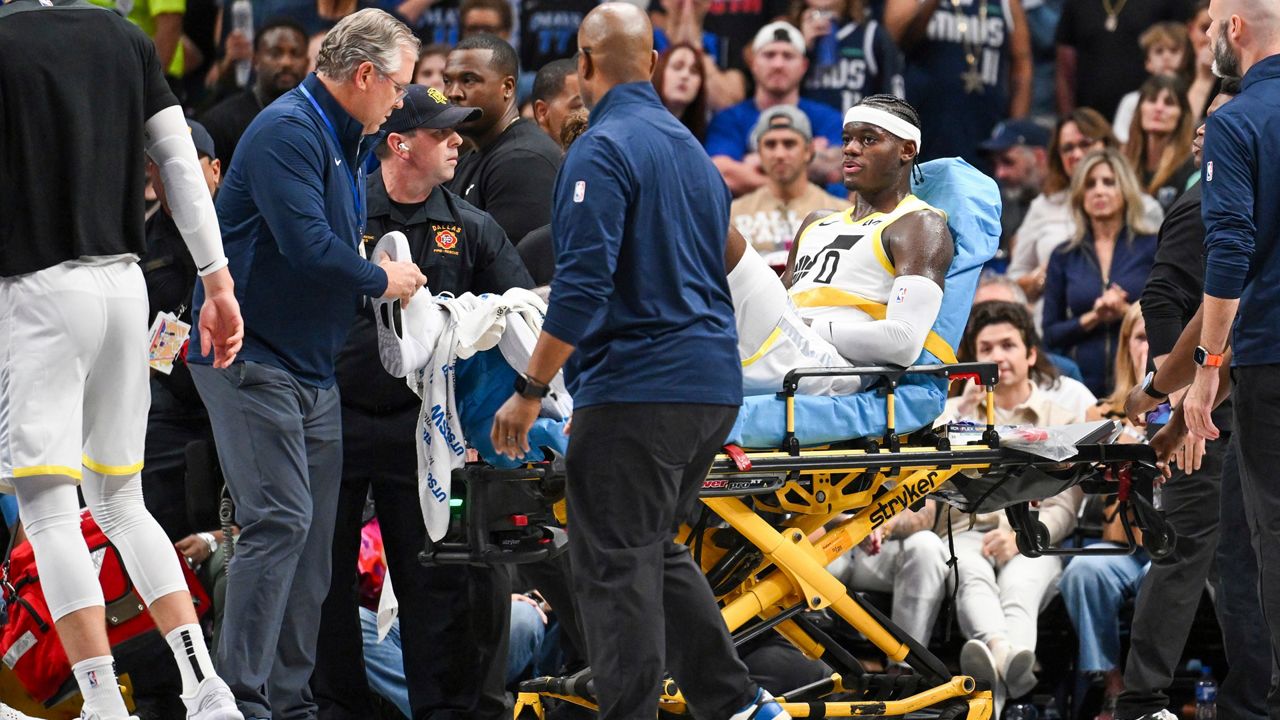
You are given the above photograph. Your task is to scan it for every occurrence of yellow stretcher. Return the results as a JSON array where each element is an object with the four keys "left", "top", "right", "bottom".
[{"left": 440, "top": 362, "right": 1174, "bottom": 720}]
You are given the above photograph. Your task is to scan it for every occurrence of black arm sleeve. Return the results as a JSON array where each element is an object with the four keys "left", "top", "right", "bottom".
[{"left": 1140, "top": 184, "right": 1205, "bottom": 358}]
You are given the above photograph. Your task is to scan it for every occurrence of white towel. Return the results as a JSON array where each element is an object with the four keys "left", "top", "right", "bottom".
[
  {"left": 406, "top": 288, "right": 569, "bottom": 541},
  {"left": 376, "top": 569, "right": 399, "bottom": 643}
]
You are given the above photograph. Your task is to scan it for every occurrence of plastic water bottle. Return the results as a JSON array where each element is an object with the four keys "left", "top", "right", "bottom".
[
  {"left": 814, "top": 11, "right": 838, "bottom": 67},
  {"left": 230, "top": 0, "right": 254, "bottom": 87},
  {"left": 1195, "top": 666, "right": 1218, "bottom": 720}
]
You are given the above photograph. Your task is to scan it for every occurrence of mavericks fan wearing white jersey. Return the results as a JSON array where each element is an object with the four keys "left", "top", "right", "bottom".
[{"left": 728, "top": 94, "right": 955, "bottom": 396}]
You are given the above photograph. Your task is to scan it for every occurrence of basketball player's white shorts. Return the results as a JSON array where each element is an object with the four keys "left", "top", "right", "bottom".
[
  {"left": 0, "top": 258, "right": 150, "bottom": 490},
  {"left": 728, "top": 244, "right": 863, "bottom": 397}
]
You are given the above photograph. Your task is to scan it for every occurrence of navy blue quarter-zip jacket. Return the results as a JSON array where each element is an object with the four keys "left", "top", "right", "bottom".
[
  {"left": 189, "top": 74, "right": 388, "bottom": 387},
  {"left": 1202, "top": 55, "right": 1280, "bottom": 366},
  {"left": 543, "top": 82, "right": 742, "bottom": 409}
]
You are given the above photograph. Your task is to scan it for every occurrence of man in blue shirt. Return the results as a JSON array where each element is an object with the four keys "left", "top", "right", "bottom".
[
  {"left": 491, "top": 4, "right": 789, "bottom": 720},
  {"left": 1182, "top": 0, "right": 1280, "bottom": 697},
  {"left": 706, "top": 21, "right": 847, "bottom": 197},
  {"left": 186, "top": 10, "right": 427, "bottom": 719}
]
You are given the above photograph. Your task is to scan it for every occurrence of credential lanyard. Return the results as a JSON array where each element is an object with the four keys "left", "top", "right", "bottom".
[{"left": 298, "top": 83, "right": 366, "bottom": 246}]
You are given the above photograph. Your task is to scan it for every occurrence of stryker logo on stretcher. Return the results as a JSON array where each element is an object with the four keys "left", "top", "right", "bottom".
[
  {"left": 429, "top": 405, "right": 465, "bottom": 457},
  {"left": 867, "top": 471, "right": 940, "bottom": 528}
]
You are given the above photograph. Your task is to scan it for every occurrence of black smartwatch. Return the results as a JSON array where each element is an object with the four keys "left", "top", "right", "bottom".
[
  {"left": 514, "top": 373, "right": 551, "bottom": 399},
  {"left": 1140, "top": 371, "right": 1167, "bottom": 401}
]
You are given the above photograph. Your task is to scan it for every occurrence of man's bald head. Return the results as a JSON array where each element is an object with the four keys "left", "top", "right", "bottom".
[
  {"left": 1210, "top": 0, "right": 1280, "bottom": 75},
  {"left": 576, "top": 2, "right": 657, "bottom": 108}
]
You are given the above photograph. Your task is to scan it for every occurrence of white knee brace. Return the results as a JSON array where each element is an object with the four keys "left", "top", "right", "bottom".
[
  {"left": 81, "top": 470, "right": 188, "bottom": 605},
  {"left": 13, "top": 479, "right": 105, "bottom": 620}
]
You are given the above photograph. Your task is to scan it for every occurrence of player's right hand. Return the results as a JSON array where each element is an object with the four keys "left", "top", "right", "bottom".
[
  {"left": 199, "top": 267, "right": 244, "bottom": 368},
  {"left": 380, "top": 259, "right": 427, "bottom": 306}
]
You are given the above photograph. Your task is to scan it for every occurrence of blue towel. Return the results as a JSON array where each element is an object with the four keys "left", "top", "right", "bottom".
[
  {"left": 726, "top": 158, "right": 1001, "bottom": 449},
  {"left": 455, "top": 349, "right": 570, "bottom": 467}
]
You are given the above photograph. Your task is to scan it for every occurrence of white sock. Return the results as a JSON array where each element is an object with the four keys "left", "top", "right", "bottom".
[
  {"left": 164, "top": 624, "right": 216, "bottom": 697},
  {"left": 71, "top": 655, "right": 129, "bottom": 718}
]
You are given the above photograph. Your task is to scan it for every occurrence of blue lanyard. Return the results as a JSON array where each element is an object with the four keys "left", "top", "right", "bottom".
[{"left": 298, "top": 83, "right": 366, "bottom": 240}]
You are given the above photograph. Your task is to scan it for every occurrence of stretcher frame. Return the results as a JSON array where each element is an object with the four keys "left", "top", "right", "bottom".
[{"left": 491, "top": 362, "right": 1172, "bottom": 720}]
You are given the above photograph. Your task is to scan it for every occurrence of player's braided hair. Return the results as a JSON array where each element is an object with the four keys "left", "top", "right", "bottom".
[
  {"left": 857, "top": 94, "right": 924, "bottom": 181},
  {"left": 858, "top": 94, "right": 921, "bottom": 131}
]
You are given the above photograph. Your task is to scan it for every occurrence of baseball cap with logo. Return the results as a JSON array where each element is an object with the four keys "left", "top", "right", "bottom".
[
  {"left": 750, "top": 105, "right": 813, "bottom": 147},
  {"left": 381, "top": 84, "right": 483, "bottom": 135},
  {"left": 752, "top": 21, "right": 806, "bottom": 55}
]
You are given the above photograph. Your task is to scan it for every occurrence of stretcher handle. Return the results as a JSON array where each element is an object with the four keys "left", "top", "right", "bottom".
[
  {"left": 777, "top": 361, "right": 999, "bottom": 394},
  {"left": 778, "top": 362, "right": 1000, "bottom": 455}
]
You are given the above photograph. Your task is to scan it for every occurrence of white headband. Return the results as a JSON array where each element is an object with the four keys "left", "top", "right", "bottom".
[{"left": 843, "top": 106, "right": 922, "bottom": 153}]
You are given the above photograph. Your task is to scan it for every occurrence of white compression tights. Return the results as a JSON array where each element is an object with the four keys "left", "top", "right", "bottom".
[{"left": 14, "top": 471, "right": 188, "bottom": 621}]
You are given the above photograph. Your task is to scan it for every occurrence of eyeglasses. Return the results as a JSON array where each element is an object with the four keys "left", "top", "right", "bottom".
[
  {"left": 1059, "top": 136, "right": 1100, "bottom": 155},
  {"left": 380, "top": 70, "right": 409, "bottom": 102}
]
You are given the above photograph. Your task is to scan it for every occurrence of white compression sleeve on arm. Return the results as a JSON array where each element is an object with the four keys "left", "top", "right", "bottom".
[
  {"left": 144, "top": 105, "right": 227, "bottom": 276},
  {"left": 815, "top": 275, "right": 944, "bottom": 367}
]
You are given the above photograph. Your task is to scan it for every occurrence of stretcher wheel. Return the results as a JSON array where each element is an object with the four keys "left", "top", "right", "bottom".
[
  {"left": 1015, "top": 521, "right": 1050, "bottom": 558},
  {"left": 1143, "top": 524, "right": 1176, "bottom": 560}
]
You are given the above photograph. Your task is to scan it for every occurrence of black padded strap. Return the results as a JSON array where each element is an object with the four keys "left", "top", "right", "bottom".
[{"left": 944, "top": 511, "right": 958, "bottom": 643}]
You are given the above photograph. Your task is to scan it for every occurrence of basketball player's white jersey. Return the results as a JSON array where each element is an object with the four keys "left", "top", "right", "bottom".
[
  {"left": 788, "top": 195, "right": 944, "bottom": 324},
  {"left": 729, "top": 194, "right": 946, "bottom": 396}
]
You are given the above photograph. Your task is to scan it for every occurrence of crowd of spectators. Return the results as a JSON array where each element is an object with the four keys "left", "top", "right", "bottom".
[{"left": 2, "top": 0, "right": 1257, "bottom": 717}]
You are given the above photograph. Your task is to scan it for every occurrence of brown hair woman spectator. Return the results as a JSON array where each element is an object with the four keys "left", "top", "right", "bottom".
[
  {"left": 1122, "top": 75, "right": 1197, "bottom": 209},
  {"left": 653, "top": 42, "right": 709, "bottom": 142}
]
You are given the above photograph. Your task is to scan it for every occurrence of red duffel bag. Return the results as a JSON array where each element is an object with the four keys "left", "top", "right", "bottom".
[{"left": 0, "top": 509, "right": 211, "bottom": 704}]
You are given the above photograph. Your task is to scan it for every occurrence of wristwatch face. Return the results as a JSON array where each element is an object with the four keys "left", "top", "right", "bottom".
[
  {"left": 515, "top": 374, "right": 549, "bottom": 398},
  {"left": 1194, "top": 346, "right": 1207, "bottom": 365}
]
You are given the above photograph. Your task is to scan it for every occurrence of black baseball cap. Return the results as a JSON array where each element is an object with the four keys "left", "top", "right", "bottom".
[
  {"left": 979, "top": 119, "right": 1051, "bottom": 153},
  {"left": 381, "top": 84, "right": 482, "bottom": 135},
  {"left": 188, "top": 119, "right": 217, "bottom": 161}
]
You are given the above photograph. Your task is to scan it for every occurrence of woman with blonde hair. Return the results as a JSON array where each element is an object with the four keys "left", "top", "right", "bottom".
[
  {"left": 1122, "top": 75, "right": 1197, "bottom": 209},
  {"left": 1042, "top": 148, "right": 1158, "bottom": 395},
  {"left": 1007, "top": 109, "right": 1162, "bottom": 311},
  {"left": 1089, "top": 302, "right": 1150, "bottom": 435}
]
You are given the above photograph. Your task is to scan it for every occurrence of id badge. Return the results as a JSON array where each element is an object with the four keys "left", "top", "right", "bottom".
[{"left": 147, "top": 311, "right": 192, "bottom": 375}]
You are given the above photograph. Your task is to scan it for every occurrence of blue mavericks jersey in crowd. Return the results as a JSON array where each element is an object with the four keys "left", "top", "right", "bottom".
[
  {"left": 803, "top": 19, "right": 905, "bottom": 113},
  {"left": 412, "top": 0, "right": 460, "bottom": 47},
  {"left": 520, "top": 0, "right": 599, "bottom": 73},
  {"left": 903, "top": 0, "right": 1012, "bottom": 165}
]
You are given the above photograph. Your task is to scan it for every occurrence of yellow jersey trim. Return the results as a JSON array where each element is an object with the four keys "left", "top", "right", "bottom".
[
  {"left": 13, "top": 465, "right": 83, "bottom": 481},
  {"left": 840, "top": 195, "right": 949, "bottom": 278},
  {"left": 82, "top": 455, "right": 145, "bottom": 476},
  {"left": 742, "top": 327, "right": 784, "bottom": 368},
  {"left": 790, "top": 286, "right": 958, "bottom": 364}
]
